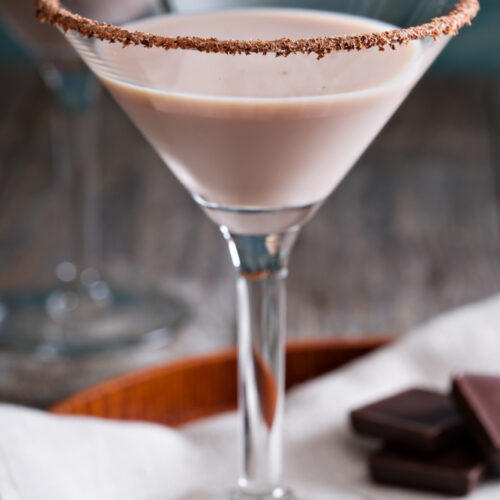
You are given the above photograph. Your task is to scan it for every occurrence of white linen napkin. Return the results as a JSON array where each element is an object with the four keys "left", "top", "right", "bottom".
[{"left": 2, "top": 294, "right": 500, "bottom": 500}]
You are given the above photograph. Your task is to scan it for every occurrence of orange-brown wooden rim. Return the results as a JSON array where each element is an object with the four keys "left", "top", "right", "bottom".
[
  {"left": 35, "top": 0, "right": 479, "bottom": 59},
  {"left": 50, "top": 335, "right": 393, "bottom": 417}
]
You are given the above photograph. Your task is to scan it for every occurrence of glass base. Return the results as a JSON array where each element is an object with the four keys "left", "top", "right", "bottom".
[
  {"left": 185, "top": 485, "right": 366, "bottom": 500},
  {"left": 228, "top": 488, "right": 295, "bottom": 500},
  {"left": 0, "top": 285, "right": 188, "bottom": 357},
  {"left": 180, "top": 491, "right": 295, "bottom": 500}
]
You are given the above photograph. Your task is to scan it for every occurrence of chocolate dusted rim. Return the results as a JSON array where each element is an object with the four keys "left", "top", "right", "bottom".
[{"left": 36, "top": 0, "right": 479, "bottom": 59}]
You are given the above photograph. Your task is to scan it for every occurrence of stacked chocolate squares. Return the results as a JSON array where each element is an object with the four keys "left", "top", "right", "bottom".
[{"left": 350, "top": 374, "right": 500, "bottom": 496}]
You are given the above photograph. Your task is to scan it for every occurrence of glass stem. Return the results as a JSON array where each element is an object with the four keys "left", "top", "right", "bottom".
[
  {"left": 221, "top": 227, "right": 299, "bottom": 497},
  {"left": 44, "top": 63, "right": 102, "bottom": 283}
]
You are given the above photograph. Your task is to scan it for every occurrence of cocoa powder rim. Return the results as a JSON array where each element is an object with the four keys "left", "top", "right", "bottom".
[{"left": 35, "top": 0, "right": 479, "bottom": 58}]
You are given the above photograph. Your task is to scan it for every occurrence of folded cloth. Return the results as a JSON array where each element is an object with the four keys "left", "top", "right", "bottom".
[{"left": 2, "top": 294, "right": 500, "bottom": 500}]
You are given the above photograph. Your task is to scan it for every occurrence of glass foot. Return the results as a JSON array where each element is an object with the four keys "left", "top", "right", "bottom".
[
  {"left": 184, "top": 486, "right": 367, "bottom": 500},
  {"left": 228, "top": 488, "right": 295, "bottom": 500},
  {"left": 0, "top": 284, "right": 188, "bottom": 356},
  {"left": 183, "top": 491, "right": 295, "bottom": 500}
]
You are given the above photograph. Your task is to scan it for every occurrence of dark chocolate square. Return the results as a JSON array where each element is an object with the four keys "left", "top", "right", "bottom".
[
  {"left": 453, "top": 374, "right": 500, "bottom": 464},
  {"left": 351, "top": 388, "right": 465, "bottom": 453},
  {"left": 370, "top": 443, "right": 486, "bottom": 496}
]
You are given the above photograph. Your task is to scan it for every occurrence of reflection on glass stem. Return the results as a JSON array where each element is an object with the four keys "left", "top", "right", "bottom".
[{"left": 223, "top": 226, "right": 298, "bottom": 498}]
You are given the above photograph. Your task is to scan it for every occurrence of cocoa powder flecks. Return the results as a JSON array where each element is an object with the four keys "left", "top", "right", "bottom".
[{"left": 35, "top": 0, "right": 479, "bottom": 59}]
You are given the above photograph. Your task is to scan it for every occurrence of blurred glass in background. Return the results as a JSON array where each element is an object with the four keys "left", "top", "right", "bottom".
[{"left": 0, "top": 0, "right": 187, "bottom": 357}]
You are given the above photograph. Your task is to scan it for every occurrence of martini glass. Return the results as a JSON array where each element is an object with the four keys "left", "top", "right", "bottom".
[
  {"left": 0, "top": 0, "right": 188, "bottom": 356},
  {"left": 36, "top": 0, "right": 478, "bottom": 496}
]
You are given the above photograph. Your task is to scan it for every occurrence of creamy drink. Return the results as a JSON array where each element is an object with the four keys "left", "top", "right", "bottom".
[{"left": 95, "top": 9, "right": 422, "bottom": 229}]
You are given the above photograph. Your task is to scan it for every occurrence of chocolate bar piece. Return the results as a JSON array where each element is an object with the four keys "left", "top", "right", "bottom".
[
  {"left": 453, "top": 374, "right": 500, "bottom": 463},
  {"left": 370, "top": 444, "right": 486, "bottom": 496},
  {"left": 351, "top": 388, "right": 465, "bottom": 453}
]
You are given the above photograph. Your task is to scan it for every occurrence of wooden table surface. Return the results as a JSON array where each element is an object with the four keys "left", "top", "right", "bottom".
[{"left": 0, "top": 68, "right": 499, "bottom": 407}]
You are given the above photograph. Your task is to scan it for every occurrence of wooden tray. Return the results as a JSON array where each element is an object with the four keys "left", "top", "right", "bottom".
[{"left": 51, "top": 336, "right": 391, "bottom": 426}]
